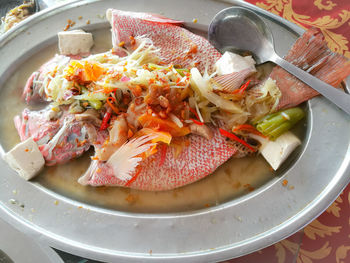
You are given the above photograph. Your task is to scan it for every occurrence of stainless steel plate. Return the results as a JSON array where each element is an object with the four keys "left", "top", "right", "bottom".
[{"left": 0, "top": 0, "right": 349, "bottom": 262}]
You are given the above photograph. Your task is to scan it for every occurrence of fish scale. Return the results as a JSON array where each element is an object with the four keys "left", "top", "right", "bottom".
[{"left": 110, "top": 9, "right": 222, "bottom": 73}]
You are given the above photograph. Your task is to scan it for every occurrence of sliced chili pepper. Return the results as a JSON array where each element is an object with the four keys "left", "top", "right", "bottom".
[
  {"left": 190, "top": 118, "right": 204, "bottom": 125},
  {"left": 232, "top": 80, "right": 251, "bottom": 94},
  {"left": 189, "top": 107, "right": 200, "bottom": 120},
  {"left": 232, "top": 124, "right": 266, "bottom": 137},
  {"left": 107, "top": 97, "right": 119, "bottom": 114},
  {"left": 219, "top": 128, "right": 256, "bottom": 152},
  {"left": 159, "top": 144, "right": 168, "bottom": 166},
  {"left": 125, "top": 168, "right": 142, "bottom": 187},
  {"left": 99, "top": 110, "right": 112, "bottom": 131}
]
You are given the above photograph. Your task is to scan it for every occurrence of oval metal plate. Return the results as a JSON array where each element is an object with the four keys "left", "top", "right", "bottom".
[{"left": 0, "top": 0, "right": 349, "bottom": 262}]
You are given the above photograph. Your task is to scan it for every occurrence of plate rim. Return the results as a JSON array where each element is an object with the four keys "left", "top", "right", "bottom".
[{"left": 0, "top": 0, "right": 349, "bottom": 262}]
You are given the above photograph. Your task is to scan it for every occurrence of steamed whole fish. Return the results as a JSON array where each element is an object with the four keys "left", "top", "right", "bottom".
[{"left": 11, "top": 10, "right": 350, "bottom": 192}]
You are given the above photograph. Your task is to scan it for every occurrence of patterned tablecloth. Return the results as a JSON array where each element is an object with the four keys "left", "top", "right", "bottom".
[
  {"left": 225, "top": 1, "right": 350, "bottom": 262},
  {"left": 1, "top": 1, "right": 349, "bottom": 262}
]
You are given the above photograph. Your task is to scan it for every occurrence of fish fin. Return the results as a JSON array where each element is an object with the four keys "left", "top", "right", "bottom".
[
  {"left": 212, "top": 68, "right": 253, "bottom": 92},
  {"left": 78, "top": 160, "right": 99, "bottom": 185},
  {"left": 106, "top": 134, "right": 157, "bottom": 181}
]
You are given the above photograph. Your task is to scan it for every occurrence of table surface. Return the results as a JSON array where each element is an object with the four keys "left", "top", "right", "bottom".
[{"left": 0, "top": 0, "right": 349, "bottom": 262}]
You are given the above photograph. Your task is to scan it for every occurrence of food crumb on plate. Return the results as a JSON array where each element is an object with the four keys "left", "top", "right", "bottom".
[
  {"left": 125, "top": 194, "right": 138, "bottom": 204},
  {"left": 9, "top": 199, "right": 17, "bottom": 205},
  {"left": 232, "top": 181, "right": 241, "bottom": 189},
  {"left": 64, "top": 19, "right": 76, "bottom": 31},
  {"left": 234, "top": 215, "right": 243, "bottom": 222},
  {"left": 282, "top": 179, "right": 288, "bottom": 186},
  {"left": 192, "top": 18, "right": 198, "bottom": 23},
  {"left": 86, "top": 19, "right": 90, "bottom": 25},
  {"left": 54, "top": 200, "right": 59, "bottom": 205},
  {"left": 243, "top": 183, "right": 255, "bottom": 192}
]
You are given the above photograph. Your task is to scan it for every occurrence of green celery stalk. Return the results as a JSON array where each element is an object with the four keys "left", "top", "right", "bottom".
[{"left": 255, "top": 107, "right": 305, "bottom": 140}]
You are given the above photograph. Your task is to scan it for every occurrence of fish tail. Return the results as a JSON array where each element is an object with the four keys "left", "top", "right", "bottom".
[{"left": 271, "top": 28, "right": 350, "bottom": 110}]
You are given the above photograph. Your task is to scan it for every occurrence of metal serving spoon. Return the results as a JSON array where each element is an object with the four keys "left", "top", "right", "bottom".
[{"left": 208, "top": 7, "right": 350, "bottom": 115}]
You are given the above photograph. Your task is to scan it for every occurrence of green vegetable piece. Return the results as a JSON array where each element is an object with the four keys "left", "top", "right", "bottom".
[
  {"left": 255, "top": 107, "right": 305, "bottom": 140},
  {"left": 89, "top": 100, "right": 102, "bottom": 110}
]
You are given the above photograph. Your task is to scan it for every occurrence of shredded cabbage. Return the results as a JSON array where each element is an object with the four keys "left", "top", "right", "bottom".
[
  {"left": 245, "top": 78, "right": 281, "bottom": 122},
  {"left": 190, "top": 68, "right": 243, "bottom": 114}
]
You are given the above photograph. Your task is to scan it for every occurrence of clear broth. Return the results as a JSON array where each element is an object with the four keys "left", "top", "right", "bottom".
[{"left": 0, "top": 28, "right": 278, "bottom": 213}]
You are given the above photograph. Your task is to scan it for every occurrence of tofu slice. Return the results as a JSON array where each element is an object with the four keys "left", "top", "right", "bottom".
[
  {"left": 259, "top": 131, "right": 301, "bottom": 170},
  {"left": 215, "top": 51, "right": 256, "bottom": 75},
  {"left": 58, "top": 29, "right": 93, "bottom": 55},
  {"left": 3, "top": 138, "right": 45, "bottom": 180}
]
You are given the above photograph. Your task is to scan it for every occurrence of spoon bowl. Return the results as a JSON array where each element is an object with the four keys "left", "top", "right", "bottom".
[
  {"left": 209, "top": 7, "right": 273, "bottom": 64},
  {"left": 209, "top": 7, "right": 350, "bottom": 115}
]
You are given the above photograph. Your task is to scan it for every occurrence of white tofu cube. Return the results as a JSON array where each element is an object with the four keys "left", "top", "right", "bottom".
[
  {"left": 58, "top": 29, "right": 93, "bottom": 55},
  {"left": 3, "top": 138, "right": 45, "bottom": 180},
  {"left": 260, "top": 131, "right": 301, "bottom": 170},
  {"left": 215, "top": 51, "right": 256, "bottom": 75}
]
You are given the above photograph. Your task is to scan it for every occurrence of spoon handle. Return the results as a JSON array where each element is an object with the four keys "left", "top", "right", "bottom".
[{"left": 271, "top": 54, "right": 350, "bottom": 115}]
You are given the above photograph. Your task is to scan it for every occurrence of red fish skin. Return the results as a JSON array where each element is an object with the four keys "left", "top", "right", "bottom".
[
  {"left": 271, "top": 28, "right": 350, "bottom": 110},
  {"left": 109, "top": 9, "right": 221, "bottom": 73},
  {"left": 39, "top": 119, "right": 90, "bottom": 166},
  {"left": 40, "top": 123, "right": 108, "bottom": 166},
  {"left": 14, "top": 107, "right": 62, "bottom": 144},
  {"left": 79, "top": 128, "right": 237, "bottom": 191},
  {"left": 14, "top": 107, "right": 104, "bottom": 166}
]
